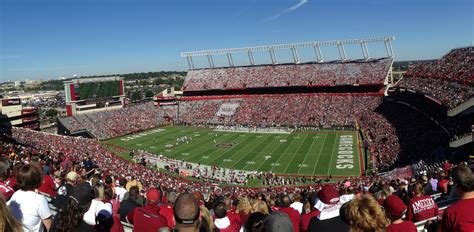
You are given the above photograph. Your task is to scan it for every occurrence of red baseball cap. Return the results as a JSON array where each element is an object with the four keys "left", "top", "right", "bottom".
[
  {"left": 317, "top": 185, "right": 340, "bottom": 204},
  {"left": 146, "top": 187, "right": 161, "bottom": 203},
  {"left": 383, "top": 195, "right": 406, "bottom": 218}
]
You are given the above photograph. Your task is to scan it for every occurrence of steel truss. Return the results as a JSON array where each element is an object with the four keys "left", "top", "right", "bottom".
[{"left": 182, "top": 36, "right": 395, "bottom": 69}]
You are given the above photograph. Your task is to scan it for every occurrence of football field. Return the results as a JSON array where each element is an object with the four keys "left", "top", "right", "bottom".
[{"left": 104, "top": 125, "right": 362, "bottom": 177}]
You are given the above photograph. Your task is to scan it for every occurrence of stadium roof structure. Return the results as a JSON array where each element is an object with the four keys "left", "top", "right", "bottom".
[{"left": 181, "top": 36, "right": 395, "bottom": 69}]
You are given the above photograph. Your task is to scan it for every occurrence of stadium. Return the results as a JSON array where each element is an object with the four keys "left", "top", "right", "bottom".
[{"left": 1, "top": 35, "right": 473, "bottom": 232}]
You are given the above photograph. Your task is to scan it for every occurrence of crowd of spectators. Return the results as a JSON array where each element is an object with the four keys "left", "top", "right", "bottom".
[
  {"left": 61, "top": 103, "right": 168, "bottom": 139},
  {"left": 396, "top": 78, "right": 473, "bottom": 109},
  {"left": 404, "top": 47, "right": 473, "bottom": 84},
  {"left": 1, "top": 130, "right": 473, "bottom": 231},
  {"left": 183, "top": 58, "right": 393, "bottom": 91},
  {"left": 398, "top": 47, "right": 474, "bottom": 109}
]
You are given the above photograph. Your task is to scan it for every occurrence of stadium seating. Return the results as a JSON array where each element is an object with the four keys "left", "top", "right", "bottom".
[
  {"left": 397, "top": 47, "right": 474, "bottom": 109},
  {"left": 61, "top": 103, "right": 168, "bottom": 139},
  {"left": 183, "top": 58, "right": 393, "bottom": 91}
]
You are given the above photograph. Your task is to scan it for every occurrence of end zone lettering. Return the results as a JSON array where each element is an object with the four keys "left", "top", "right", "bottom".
[{"left": 336, "top": 135, "right": 354, "bottom": 169}]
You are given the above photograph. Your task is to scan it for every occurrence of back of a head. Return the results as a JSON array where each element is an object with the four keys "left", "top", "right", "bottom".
[
  {"left": 412, "top": 183, "right": 425, "bottom": 196},
  {"left": 174, "top": 192, "right": 200, "bottom": 229},
  {"left": 281, "top": 195, "right": 291, "bottom": 208},
  {"left": 452, "top": 164, "right": 474, "bottom": 193},
  {"left": 245, "top": 212, "right": 267, "bottom": 232},
  {"left": 263, "top": 211, "right": 294, "bottom": 232},
  {"left": 0, "top": 156, "right": 11, "bottom": 179},
  {"left": 343, "top": 195, "right": 388, "bottom": 232},
  {"left": 214, "top": 202, "right": 227, "bottom": 219},
  {"left": 17, "top": 163, "right": 43, "bottom": 191},
  {"left": 129, "top": 186, "right": 140, "bottom": 199}
]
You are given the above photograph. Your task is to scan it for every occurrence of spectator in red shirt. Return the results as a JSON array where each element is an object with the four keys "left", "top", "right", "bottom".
[
  {"left": 438, "top": 164, "right": 474, "bottom": 232},
  {"left": 437, "top": 173, "right": 450, "bottom": 195},
  {"left": 442, "top": 160, "right": 452, "bottom": 173},
  {"left": 214, "top": 202, "right": 241, "bottom": 232},
  {"left": 277, "top": 195, "right": 300, "bottom": 232},
  {"left": 37, "top": 171, "right": 56, "bottom": 197},
  {"left": 301, "top": 192, "right": 320, "bottom": 232},
  {"left": 131, "top": 187, "right": 168, "bottom": 232},
  {"left": 235, "top": 196, "right": 252, "bottom": 225},
  {"left": 0, "top": 157, "right": 14, "bottom": 200},
  {"left": 384, "top": 195, "right": 417, "bottom": 232},
  {"left": 406, "top": 183, "right": 438, "bottom": 222}
]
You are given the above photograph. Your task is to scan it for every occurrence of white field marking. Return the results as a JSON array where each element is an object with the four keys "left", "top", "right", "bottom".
[
  {"left": 165, "top": 149, "right": 172, "bottom": 152},
  {"left": 271, "top": 163, "right": 281, "bottom": 167},
  {"left": 298, "top": 164, "right": 308, "bottom": 168},
  {"left": 327, "top": 134, "right": 340, "bottom": 175},
  {"left": 297, "top": 134, "right": 318, "bottom": 175},
  {"left": 150, "top": 146, "right": 156, "bottom": 149},
  {"left": 311, "top": 134, "right": 328, "bottom": 175},
  {"left": 283, "top": 134, "right": 307, "bottom": 174},
  {"left": 223, "top": 159, "right": 232, "bottom": 162},
  {"left": 182, "top": 153, "right": 190, "bottom": 156},
  {"left": 269, "top": 135, "right": 298, "bottom": 172},
  {"left": 202, "top": 155, "right": 209, "bottom": 159},
  {"left": 246, "top": 161, "right": 256, "bottom": 165},
  {"left": 228, "top": 135, "right": 267, "bottom": 169},
  {"left": 252, "top": 135, "right": 288, "bottom": 171}
]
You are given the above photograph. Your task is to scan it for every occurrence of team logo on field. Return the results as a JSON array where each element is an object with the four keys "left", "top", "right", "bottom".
[{"left": 216, "top": 142, "right": 237, "bottom": 148}]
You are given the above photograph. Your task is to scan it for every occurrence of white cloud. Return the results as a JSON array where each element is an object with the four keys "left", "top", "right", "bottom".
[{"left": 264, "top": 0, "right": 308, "bottom": 21}]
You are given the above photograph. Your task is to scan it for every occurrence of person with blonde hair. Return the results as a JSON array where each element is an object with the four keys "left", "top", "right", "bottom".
[
  {"left": 342, "top": 194, "right": 389, "bottom": 232},
  {"left": 251, "top": 199, "right": 269, "bottom": 215},
  {"left": 0, "top": 195, "right": 23, "bottom": 232},
  {"left": 236, "top": 196, "right": 252, "bottom": 224},
  {"left": 199, "top": 205, "right": 215, "bottom": 232}
]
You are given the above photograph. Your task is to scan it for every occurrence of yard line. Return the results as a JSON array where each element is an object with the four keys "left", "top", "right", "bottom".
[
  {"left": 229, "top": 135, "right": 272, "bottom": 170},
  {"left": 207, "top": 135, "right": 256, "bottom": 165},
  {"left": 183, "top": 133, "right": 242, "bottom": 162},
  {"left": 282, "top": 134, "right": 309, "bottom": 174},
  {"left": 269, "top": 135, "right": 299, "bottom": 173},
  {"left": 249, "top": 136, "right": 287, "bottom": 171},
  {"left": 326, "top": 134, "right": 340, "bottom": 176},
  {"left": 311, "top": 134, "right": 328, "bottom": 175},
  {"left": 297, "top": 134, "right": 318, "bottom": 175}
]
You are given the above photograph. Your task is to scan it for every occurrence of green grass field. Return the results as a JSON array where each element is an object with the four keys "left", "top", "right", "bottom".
[{"left": 104, "top": 125, "right": 362, "bottom": 177}]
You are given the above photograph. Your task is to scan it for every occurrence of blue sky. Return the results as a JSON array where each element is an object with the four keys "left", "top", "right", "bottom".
[{"left": 0, "top": 0, "right": 472, "bottom": 81}]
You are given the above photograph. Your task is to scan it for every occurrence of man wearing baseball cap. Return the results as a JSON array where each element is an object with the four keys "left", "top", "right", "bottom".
[
  {"left": 308, "top": 185, "right": 349, "bottom": 231},
  {"left": 130, "top": 187, "right": 168, "bottom": 232},
  {"left": 52, "top": 171, "right": 78, "bottom": 210},
  {"left": 384, "top": 195, "right": 417, "bottom": 232}
]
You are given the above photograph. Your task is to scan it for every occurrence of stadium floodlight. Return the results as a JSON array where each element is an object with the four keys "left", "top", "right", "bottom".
[{"left": 181, "top": 36, "right": 395, "bottom": 69}]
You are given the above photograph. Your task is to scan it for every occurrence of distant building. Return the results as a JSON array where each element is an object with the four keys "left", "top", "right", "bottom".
[
  {"left": 63, "top": 76, "right": 125, "bottom": 116},
  {"left": 0, "top": 97, "right": 39, "bottom": 130}
]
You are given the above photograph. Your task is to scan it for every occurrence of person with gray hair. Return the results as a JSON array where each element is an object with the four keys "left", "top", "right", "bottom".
[{"left": 0, "top": 156, "right": 14, "bottom": 200}]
